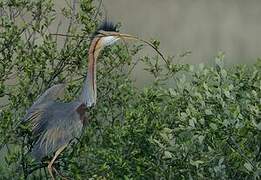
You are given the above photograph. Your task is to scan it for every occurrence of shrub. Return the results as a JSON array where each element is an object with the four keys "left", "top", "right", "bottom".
[{"left": 0, "top": 0, "right": 260, "bottom": 179}]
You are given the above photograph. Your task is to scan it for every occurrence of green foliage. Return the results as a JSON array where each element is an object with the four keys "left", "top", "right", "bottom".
[{"left": 0, "top": 0, "right": 260, "bottom": 179}]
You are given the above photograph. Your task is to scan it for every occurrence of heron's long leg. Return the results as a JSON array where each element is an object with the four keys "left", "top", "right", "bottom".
[{"left": 47, "top": 144, "right": 67, "bottom": 180}]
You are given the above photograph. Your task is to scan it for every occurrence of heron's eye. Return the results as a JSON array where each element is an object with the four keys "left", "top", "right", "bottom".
[{"left": 101, "top": 36, "right": 119, "bottom": 47}]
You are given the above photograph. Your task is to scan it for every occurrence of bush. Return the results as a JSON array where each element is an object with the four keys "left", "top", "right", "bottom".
[{"left": 0, "top": 0, "right": 260, "bottom": 179}]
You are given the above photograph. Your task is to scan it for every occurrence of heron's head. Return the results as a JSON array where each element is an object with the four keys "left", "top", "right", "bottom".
[{"left": 91, "top": 21, "right": 135, "bottom": 53}]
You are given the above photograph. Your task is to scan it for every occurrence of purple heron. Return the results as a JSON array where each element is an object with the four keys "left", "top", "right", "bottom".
[{"left": 22, "top": 21, "right": 136, "bottom": 179}]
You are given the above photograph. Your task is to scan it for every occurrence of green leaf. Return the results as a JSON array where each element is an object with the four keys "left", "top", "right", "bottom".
[
  {"left": 210, "top": 123, "right": 218, "bottom": 130},
  {"left": 205, "top": 109, "right": 212, "bottom": 115},
  {"left": 189, "top": 118, "right": 195, "bottom": 128},
  {"left": 163, "top": 151, "right": 173, "bottom": 159},
  {"left": 244, "top": 162, "right": 253, "bottom": 172},
  {"left": 190, "top": 160, "right": 204, "bottom": 168},
  {"left": 252, "top": 121, "right": 261, "bottom": 130},
  {"left": 198, "top": 135, "right": 205, "bottom": 144}
]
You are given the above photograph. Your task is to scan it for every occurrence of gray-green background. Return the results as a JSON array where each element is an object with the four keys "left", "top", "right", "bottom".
[{"left": 102, "top": 0, "right": 260, "bottom": 65}]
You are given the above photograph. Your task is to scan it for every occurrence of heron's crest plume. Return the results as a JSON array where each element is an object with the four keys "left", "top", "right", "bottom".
[{"left": 96, "top": 21, "right": 118, "bottom": 34}]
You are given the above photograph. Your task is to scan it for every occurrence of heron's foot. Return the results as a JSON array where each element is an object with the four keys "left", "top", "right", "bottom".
[
  {"left": 47, "top": 163, "right": 55, "bottom": 180},
  {"left": 52, "top": 166, "right": 68, "bottom": 180}
]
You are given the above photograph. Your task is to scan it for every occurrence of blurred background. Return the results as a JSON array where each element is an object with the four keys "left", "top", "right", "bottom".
[{"left": 102, "top": 0, "right": 261, "bottom": 65}]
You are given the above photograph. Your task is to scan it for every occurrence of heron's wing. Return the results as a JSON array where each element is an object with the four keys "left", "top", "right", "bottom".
[
  {"left": 24, "top": 101, "right": 85, "bottom": 160},
  {"left": 31, "top": 127, "right": 70, "bottom": 160},
  {"left": 32, "top": 84, "right": 66, "bottom": 107},
  {"left": 22, "top": 102, "right": 51, "bottom": 134},
  {"left": 21, "top": 84, "right": 65, "bottom": 124},
  {"left": 24, "top": 101, "right": 83, "bottom": 134}
]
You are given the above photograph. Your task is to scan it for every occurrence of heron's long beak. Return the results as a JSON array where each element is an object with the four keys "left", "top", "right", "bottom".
[
  {"left": 98, "top": 31, "right": 167, "bottom": 63},
  {"left": 98, "top": 30, "right": 139, "bottom": 44}
]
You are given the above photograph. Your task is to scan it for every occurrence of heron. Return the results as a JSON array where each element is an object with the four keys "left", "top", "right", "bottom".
[{"left": 22, "top": 21, "right": 137, "bottom": 179}]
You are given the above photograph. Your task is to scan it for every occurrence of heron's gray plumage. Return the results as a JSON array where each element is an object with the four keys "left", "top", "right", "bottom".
[
  {"left": 31, "top": 84, "right": 66, "bottom": 107},
  {"left": 23, "top": 85, "right": 86, "bottom": 160}
]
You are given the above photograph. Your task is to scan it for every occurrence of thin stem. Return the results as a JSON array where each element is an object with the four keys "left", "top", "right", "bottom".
[{"left": 93, "top": 0, "right": 103, "bottom": 20}]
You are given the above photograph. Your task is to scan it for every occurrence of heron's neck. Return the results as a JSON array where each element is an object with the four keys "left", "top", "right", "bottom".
[{"left": 80, "top": 37, "right": 101, "bottom": 107}]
